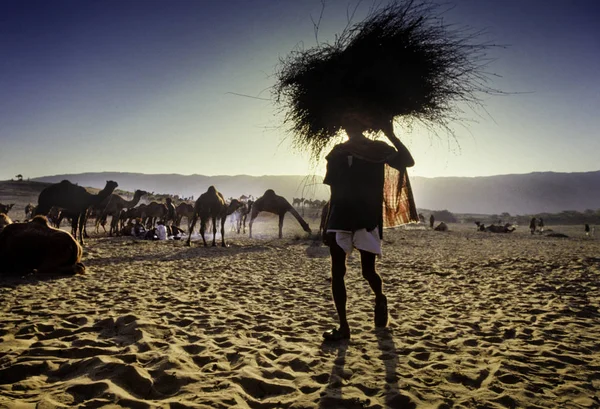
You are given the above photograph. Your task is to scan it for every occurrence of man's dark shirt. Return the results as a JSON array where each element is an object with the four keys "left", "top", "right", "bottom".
[{"left": 323, "top": 139, "right": 407, "bottom": 238}]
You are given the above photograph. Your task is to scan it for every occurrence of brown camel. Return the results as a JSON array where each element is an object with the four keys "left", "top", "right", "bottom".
[
  {"left": 94, "top": 189, "right": 148, "bottom": 236},
  {"left": 186, "top": 186, "right": 243, "bottom": 247},
  {"left": 0, "top": 215, "right": 85, "bottom": 276},
  {"left": 249, "top": 189, "right": 311, "bottom": 239},
  {"left": 175, "top": 202, "right": 195, "bottom": 230},
  {"left": 34, "top": 180, "right": 118, "bottom": 245},
  {"left": 0, "top": 203, "right": 14, "bottom": 215},
  {"left": 0, "top": 213, "right": 12, "bottom": 233},
  {"left": 142, "top": 202, "right": 167, "bottom": 229}
]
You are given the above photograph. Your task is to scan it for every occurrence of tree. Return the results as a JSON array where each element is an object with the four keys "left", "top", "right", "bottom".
[{"left": 15, "top": 174, "right": 23, "bottom": 181}]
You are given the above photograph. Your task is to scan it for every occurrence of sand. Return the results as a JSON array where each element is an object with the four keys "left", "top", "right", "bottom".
[{"left": 1, "top": 218, "right": 599, "bottom": 409}]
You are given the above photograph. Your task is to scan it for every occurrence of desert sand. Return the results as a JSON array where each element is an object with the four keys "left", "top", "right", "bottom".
[{"left": 1, "top": 217, "right": 599, "bottom": 409}]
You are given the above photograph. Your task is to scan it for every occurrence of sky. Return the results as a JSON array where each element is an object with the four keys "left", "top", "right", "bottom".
[{"left": 1, "top": 0, "right": 599, "bottom": 180}]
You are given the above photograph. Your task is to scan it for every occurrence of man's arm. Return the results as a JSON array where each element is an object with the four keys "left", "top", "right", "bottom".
[{"left": 382, "top": 120, "right": 415, "bottom": 168}]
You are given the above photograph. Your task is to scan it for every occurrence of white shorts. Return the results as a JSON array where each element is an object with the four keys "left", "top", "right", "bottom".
[{"left": 328, "top": 227, "right": 381, "bottom": 256}]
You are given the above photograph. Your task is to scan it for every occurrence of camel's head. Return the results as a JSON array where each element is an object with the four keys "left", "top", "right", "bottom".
[
  {"left": 0, "top": 213, "right": 12, "bottom": 233},
  {"left": 105, "top": 180, "right": 119, "bottom": 192},
  {"left": 228, "top": 199, "right": 243, "bottom": 213},
  {"left": 135, "top": 190, "right": 149, "bottom": 198},
  {"left": 0, "top": 203, "right": 15, "bottom": 214}
]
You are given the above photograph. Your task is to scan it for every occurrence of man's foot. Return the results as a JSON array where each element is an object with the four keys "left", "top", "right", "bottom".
[
  {"left": 374, "top": 295, "right": 388, "bottom": 327},
  {"left": 322, "top": 327, "right": 351, "bottom": 341}
]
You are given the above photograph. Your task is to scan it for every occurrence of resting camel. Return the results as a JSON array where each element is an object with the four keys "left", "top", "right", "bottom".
[
  {"left": 485, "top": 223, "right": 515, "bottom": 233},
  {"left": 0, "top": 203, "right": 14, "bottom": 215},
  {"left": 249, "top": 189, "right": 311, "bottom": 239},
  {"left": 34, "top": 180, "right": 118, "bottom": 245},
  {"left": 175, "top": 202, "right": 195, "bottom": 230},
  {"left": 186, "top": 186, "right": 243, "bottom": 247},
  {"left": 94, "top": 189, "right": 148, "bottom": 236},
  {"left": 0, "top": 213, "right": 12, "bottom": 233},
  {"left": 0, "top": 215, "right": 85, "bottom": 276}
]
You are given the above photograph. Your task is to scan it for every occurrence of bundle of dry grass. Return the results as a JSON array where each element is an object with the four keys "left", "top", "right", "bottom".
[{"left": 274, "top": 0, "right": 500, "bottom": 158}]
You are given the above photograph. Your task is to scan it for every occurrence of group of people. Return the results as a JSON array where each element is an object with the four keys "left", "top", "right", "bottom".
[
  {"left": 122, "top": 218, "right": 184, "bottom": 241},
  {"left": 529, "top": 217, "right": 545, "bottom": 234}
]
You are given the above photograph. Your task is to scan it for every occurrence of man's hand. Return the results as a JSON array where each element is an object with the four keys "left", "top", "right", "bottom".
[{"left": 382, "top": 119, "right": 415, "bottom": 167}]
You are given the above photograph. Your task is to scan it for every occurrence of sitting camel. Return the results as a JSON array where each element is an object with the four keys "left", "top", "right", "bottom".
[
  {"left": 485, "top": 223, "right": 515, "bottom": 233},
  {"left": 0, "top": 203, "right": 14, "bottom": 215},
  {"left": 434, "top": 222, "right": 448, "bottom": 231},
  {"left": 186, "top": 186, "right": 243, "bottom": 247},
  {"left": 0, "top": 215, "right": 85, "bottom": 276},
  {"left": 249, "top": 189, "right": 311, "bottom": 239},
  {"left": 34, "top": 180, "right": 118, "bottom": 245}
]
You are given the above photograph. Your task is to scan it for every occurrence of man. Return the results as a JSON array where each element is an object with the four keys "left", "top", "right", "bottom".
[
  {"left": 165, "top": 197, "right": 176, "bottom": 226},
  {"left": 322, "top": 115, "right": 415, "bottom": 341}
]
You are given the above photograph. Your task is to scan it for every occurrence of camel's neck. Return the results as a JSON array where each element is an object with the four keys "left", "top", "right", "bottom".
[
  {"left": 94, "top": 185, "right": 116, "bottom": 204},
  {"left": 124, "top": 193, "right": 143, "bottom": 208}
]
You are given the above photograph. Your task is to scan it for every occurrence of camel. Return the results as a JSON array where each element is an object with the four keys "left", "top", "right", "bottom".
[
  {"left": 0, "top": 203, "right": 14, "bottom": 215},
  {"left": 175, "top": 202, "right": 195, "bottom": 230},
  {"left": 0, "top": 215, "right": 85, "bottom": 276},
  {"left": 0, "top": 213, "right": 12, "bottom": 233},
  {"left": 230, "top": 200, "right": 254, "bottom": 234},
  {"left": 94, "top": 190, "right": 148, "bottom": 236},
  {"left": 434, "top": 222, "right": 448, "bottom": 231},
  {"left": 249, "top": 189, "right": 311, "bottom": 239},
  {"left": 485, "top": 223, "right": 515, "bottom": 233},
  {"left": 34, "top": 180, "right": 118, "bottom": 245},
  {"left": 186, "top": 186, "right": 243, "bottom": 247},
  {"left": 142, "top": 202, "right": 167, "bottom": 229},
  {"left": 25, "top": 203, "right": 35, "bottom": 220}
]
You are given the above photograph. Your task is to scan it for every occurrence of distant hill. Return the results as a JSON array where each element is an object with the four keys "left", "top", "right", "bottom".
[{"left": 30, "top": 170, "right": 600, "bottom": 215}]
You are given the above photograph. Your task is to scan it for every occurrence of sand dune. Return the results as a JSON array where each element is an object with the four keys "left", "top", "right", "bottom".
[{"left": 1, "top": 222, "right": 599, "bottom": 408}]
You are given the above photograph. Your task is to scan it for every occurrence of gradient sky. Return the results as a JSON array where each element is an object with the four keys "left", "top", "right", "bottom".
[{"left": 1, "top": 0, "right": 599, "bottom": 180}]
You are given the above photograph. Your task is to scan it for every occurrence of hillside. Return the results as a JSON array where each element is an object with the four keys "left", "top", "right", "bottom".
[{"left": 20, "top": 170, "right": 600, "bottom": 215}]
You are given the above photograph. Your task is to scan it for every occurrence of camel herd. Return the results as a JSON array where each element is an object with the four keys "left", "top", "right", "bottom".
[{"left": 0, "top": 180, "right": 316, "bottom": 276}]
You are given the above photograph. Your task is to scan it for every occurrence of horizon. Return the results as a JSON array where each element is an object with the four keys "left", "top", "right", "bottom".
[
  {"left": 17, "top": 168, "right": 600, "bottom": 182},
  {"left": 1, "top": 0, "right": 599, "bottom": 180}
]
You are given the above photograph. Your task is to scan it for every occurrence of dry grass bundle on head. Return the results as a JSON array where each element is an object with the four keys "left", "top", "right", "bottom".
[{"left": 274, "top": 0, "right": 502, "bottom": 159}]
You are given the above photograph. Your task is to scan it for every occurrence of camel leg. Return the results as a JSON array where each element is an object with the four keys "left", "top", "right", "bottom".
[
  {"left": 278, "top": 213, "right": 284, "bottom": 239},
  {"left": 220, "top": 217, "right": 226, "bottom": 247},
  {"left": 248, "top": 208, "right": 260, "bottom": 238},
  {"left": 200, "top": 217, "right": 208, "bottom": 247},
  {"left": 77, "top": 211, "right": 86, "bottom": 245},
  {"left": 212, "top": 216, "right": 218, "bottom": 247},
  {"left": 186, "top": 214, "right": 198, "bottom": 246}
]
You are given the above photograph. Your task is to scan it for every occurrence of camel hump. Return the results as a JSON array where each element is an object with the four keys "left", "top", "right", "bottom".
[
  {"left": 264, "top": 189, "right": 276, "bottom": 197},
  {"left": 207, "top": 186, "right": 217, "bottom": 194},
  {"left": 31, "top": 215, "right": 51, "bottom": 227}
]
